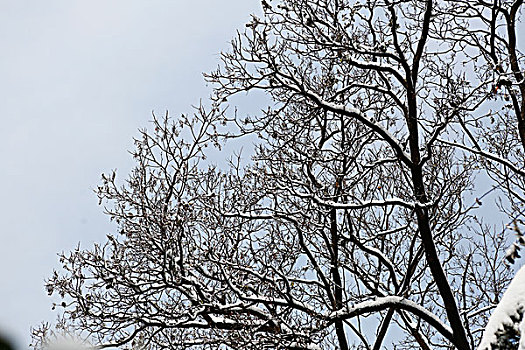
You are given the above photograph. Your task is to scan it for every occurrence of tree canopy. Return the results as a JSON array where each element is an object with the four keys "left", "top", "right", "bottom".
[{"left": 32, "top": 1, "right": 525, "bottom": 349}]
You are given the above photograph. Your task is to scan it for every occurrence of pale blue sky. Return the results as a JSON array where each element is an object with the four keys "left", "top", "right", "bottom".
[
  {"left": 1, "top": 2, "right": 521, "bottom": 349},
  {"left": 0, "top": 1, "right": 258, "bottom": 348}
]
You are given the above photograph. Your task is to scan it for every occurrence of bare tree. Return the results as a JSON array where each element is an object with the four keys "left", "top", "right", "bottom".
[
  {"left": 439, "top": 0, "right": 525, "bottom": 237},
  {"left": 32, "top": 1, "right": 524, "bottom": 349}
]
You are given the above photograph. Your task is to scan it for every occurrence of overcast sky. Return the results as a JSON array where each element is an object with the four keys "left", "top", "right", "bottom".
[{"left": 0, "top": 1, "right": 259, "bottom": 348}]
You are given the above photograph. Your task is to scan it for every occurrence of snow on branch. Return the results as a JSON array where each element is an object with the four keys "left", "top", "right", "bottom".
[{"left": 329, "top": 296, "right": 454, "bottom": 344}]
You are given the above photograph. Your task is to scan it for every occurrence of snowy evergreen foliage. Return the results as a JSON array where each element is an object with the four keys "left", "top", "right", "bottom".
[
  {"left": 478, "top": 265, "right": 525, "bottom": 350},
  {"left": 491, "top": 313, "right": 522, "bottom": 350}
]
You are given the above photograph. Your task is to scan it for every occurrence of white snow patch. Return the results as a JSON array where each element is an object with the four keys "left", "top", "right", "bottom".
[
  {"left": 520, "top": 315, "right": 525, "bottom": 350},
  {"left": 478, "top": 264, "right": 525, "bottom": 350}
]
